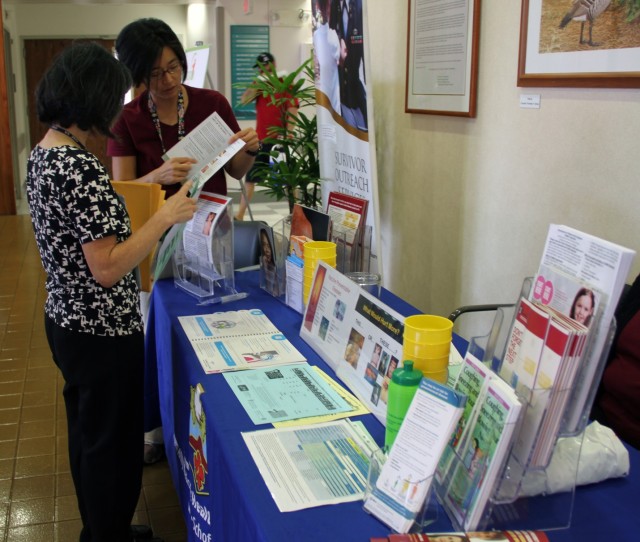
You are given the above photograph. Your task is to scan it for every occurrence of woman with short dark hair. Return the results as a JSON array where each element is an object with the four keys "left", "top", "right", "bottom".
[
  {"left": 108, "top": 18, "right": 260, "bottom": 199},
  {"left": 27, "top": 41, "right": 196, "bottom": 542}
]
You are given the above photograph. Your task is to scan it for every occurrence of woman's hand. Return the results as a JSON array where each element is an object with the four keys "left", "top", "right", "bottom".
[
  {"left": 230, "top": 127, "right": 260, "bottom": 155},
  {"left": 153, "top": 157, "right": 197, "bottom": 185},
  {"left": 158, "top": 181, "right": 197, "bottom": 227}
]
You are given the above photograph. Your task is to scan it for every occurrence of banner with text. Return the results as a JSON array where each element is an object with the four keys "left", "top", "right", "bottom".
[{"left": 311, "top": 0, "right": 381, "bottom": 274}]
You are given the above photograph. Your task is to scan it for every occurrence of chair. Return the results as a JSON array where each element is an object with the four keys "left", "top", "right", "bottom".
[
  {"left": 111, "top": 180, "right": 165, "bottom": 291},
  {"left": 233, "top": 220, "right": 267, "bottom": 270}
]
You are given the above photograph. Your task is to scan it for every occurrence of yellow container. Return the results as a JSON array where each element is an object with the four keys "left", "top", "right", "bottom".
[
  {"left": 403, "top": 337, "right": 450, "bottom": 358},
  {"left": 303, "top": 241, "right": 337, "bottom": 257},
  {"left": 420, "top": 368, "right": 449, "bottom": 384},
  {"left": 304, "top": 257, "right": 337, "bottom": 269},
  {"left": 412, "top": 355, "right": 449, "bottom": 373},
  {"left": 404, "top": 315, "right": 453, "bottom": 343}
]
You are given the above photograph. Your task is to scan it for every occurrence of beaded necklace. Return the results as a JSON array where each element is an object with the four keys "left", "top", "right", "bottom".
[
  {"left": 148, "top": 89, "right": 185, "bottom": 154},
  {"left": 50, "top": 125, "right": 87, "bottom": 150}
]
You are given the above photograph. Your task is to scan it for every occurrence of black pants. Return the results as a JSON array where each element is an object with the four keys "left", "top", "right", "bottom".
[{"left": 45, "top": 316, "right": 144, "bottom": 542}]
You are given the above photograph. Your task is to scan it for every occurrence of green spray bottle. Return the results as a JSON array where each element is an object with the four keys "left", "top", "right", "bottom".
[{"left": 385, "top": 360, "right": 423, "bottom": 450}]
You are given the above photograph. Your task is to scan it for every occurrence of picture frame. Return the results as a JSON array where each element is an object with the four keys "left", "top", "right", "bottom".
[
  {"left": 518, "top": 0, "right": 640, "bottom": 88},
  {"left": 405, "top": 0, "right": 481, "bottom": 117}
]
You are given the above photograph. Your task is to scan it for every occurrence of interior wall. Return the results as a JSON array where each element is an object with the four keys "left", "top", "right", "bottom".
[{"left": 366, "top": 1, "right": 640, "bottom": 330}]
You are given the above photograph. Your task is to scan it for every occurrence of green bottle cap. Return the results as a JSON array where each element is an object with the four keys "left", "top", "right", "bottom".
[{"left": 391, "top": 360, "right": 423, "bottom": 386}]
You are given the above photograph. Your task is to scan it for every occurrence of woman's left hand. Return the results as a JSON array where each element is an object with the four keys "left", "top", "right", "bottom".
[{"left": 230, "top": 127, "right": 260, "bottom": 155}]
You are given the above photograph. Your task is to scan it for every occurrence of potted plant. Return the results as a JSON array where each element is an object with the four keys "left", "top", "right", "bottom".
[{"left": 239, "top": 57, "right": 320, "bottom": 212}]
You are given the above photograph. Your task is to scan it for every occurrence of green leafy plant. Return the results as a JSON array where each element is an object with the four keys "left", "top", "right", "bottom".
[{"left": 238, "top": 57, "right": 320, "bottom": 212}]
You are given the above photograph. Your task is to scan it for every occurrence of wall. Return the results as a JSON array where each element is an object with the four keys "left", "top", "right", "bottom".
[{"left": 366, "top": 1, "right": 640, "bottom": 333}]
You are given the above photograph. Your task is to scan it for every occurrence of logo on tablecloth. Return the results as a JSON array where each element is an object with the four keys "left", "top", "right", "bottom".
[{"left": 189, "top": 383, "right": 209, "bottom": 495}]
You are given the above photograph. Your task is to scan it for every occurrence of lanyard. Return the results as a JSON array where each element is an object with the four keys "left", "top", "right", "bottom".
[
  {"left": 148, "top": 89, "right": 185, "bottom": 154},
  {"left": 50, "top": 125, "right": 87, "bottom": 150}
]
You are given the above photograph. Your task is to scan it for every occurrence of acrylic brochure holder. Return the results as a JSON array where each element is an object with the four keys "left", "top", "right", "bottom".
[
  {"left": 435, "top": 278, "right": 616, "bottom": 532},
  {"left": 172, "top": 204, "right": 237, "bottom": 304},
  {"left": 363, "top": 446, "right": 440, "bottom": 533},
  {"left": 263, "top": 213, "right": 374, "bottom": 312}
]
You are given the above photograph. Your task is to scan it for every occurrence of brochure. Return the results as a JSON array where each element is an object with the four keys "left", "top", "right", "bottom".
[
  {"left": 363, "top": 378, "right": 465, "bottom": 534},
  {"left": 163, "top": 111, "right": 245, "bottom": 195},
  {"left": 530, "top": 224, "right": 635, "bottom": 432},
  {"left": 182, "top": 191, "right": 232, "bottom": 274},
  {"left": 326, "top": 191, "right": 368, "bottom": 270},
  {"left": 300, "top": 261, "right": 405, "bottom": 423},
  {"left": 242, "top": 419, "right": 378, "bottom": 512},
  {"left": 178, "top": 308, "right": 306, "bottom": 373},
  {"left": 222, "top": 362, "right": 352, "bottom": 425}
]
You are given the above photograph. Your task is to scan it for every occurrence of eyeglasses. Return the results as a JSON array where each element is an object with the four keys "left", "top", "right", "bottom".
[{"left": 149, "top": 60, "right": 182, "bottom": 81}]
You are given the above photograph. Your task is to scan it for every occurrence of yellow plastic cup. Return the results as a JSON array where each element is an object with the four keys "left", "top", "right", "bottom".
[
  {"left": 404, "top": 315, "right": 453, "bottom": 344},
  {"left": 304, "top": 257, "right": 337, "bottom": 268},
  {"left": 412, "top": 355, "right": 450, "bottom": 373},
  {"left": 420, "top": 368, "right": 449, "bottom": 384},
  {"left": 303, "top": 241, "right": 337, "bottom": 258},
  {"left": 403, "top": 337, "right": 451, "bottom": 358}
]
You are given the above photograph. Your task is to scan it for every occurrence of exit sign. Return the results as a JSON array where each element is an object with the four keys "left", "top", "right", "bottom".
[{"left": 243, "top": 0, "right": 253, "bottom": 15}]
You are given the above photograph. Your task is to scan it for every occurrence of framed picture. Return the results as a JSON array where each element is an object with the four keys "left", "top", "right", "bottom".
[
  {"left": 518, "top": 0, "right": 640, "bottom": 88},
  {"left": 405, "top": 0, "right": 481, "bottom": 117}
]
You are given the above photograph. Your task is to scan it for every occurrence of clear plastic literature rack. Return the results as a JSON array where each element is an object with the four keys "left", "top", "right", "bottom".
[
  {"left": 171, "top": 205, "right": 237, "bottom": 304},
  {"left": 434, "top": 277, "right": 616, "bottom": 533},
  {"left": 263, "top": 213, "right": 374, "bottom": 311}
]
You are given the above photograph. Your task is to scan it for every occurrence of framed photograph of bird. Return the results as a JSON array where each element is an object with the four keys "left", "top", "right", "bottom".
[
  {"left": 405, "top": 0, "right": 481, "bottom": 116},
  {"left": 518, "top": 0, "right": 640, "bottom": 88}
]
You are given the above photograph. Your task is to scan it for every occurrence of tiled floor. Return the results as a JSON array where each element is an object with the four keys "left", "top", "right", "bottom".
[{"left": 2, "top": 189, "right": 288, "bottom": 542}]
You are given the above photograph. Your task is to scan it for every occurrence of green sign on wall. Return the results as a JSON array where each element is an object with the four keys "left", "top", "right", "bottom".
[{"left": 230, "top": 25, "right": 269, "bottom": 121}]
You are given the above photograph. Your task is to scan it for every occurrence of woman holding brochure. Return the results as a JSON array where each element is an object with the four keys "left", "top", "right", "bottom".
[
  {"left": 108, "top": 18, "right": 259, "bottom": 198},
  {"left": 27, "top": 42, "right": 195, "bottom": 542}
]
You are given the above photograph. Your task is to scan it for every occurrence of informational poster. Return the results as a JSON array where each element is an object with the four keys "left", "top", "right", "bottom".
[
  {"left": 311, "top": 0, "right": 381, "bottom": 274},
  {"left": 184, "top": 45, "right": 210, "bottom": 89},
  {"left": 300, "top": 262, "right": 405, "bottom": 423}
]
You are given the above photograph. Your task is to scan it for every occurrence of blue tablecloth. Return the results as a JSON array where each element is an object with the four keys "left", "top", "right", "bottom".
[{"left": 145, "top": 271, "right": 639, "bottom": 541}]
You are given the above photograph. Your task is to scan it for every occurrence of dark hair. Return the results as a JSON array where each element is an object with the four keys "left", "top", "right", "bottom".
[
  {"left": 116, "top": 18, "right": 187, "bottom": 86},
  {"left": 36, "top": 41, "right": 131, "bottom": 137}
]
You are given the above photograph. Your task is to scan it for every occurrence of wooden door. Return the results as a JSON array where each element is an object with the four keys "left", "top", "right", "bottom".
[{"left": 25, "top": 38, "right": 116, "bottom": 177}]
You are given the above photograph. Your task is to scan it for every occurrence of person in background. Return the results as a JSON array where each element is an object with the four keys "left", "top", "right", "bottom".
[
  {"left": 592, "top": 274, "right": 640, "bottom": 449},
  {"left": 108, "top": 17, "right": 259, "bottom": 464},
  {"left": 108, "top": 17, "right": 259, "bottom": 200},
  {"left": 27, "top": 41, "right": 196, "bottom": 542},
  {"left": 235, "top": 52, "right": 299, "bottom": 221}
]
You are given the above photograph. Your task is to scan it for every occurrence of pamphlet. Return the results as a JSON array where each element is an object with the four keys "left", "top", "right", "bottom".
[
  {"left": 363, "top": 378, "right": 465, "bottom": 533},
  {"left": 272, "top": 366, "right": 370, "bottom": 427},
  {"left": 242, "top": 419, "right": 378, "bottom": 512},
  {"left": 222, "top": 362, "right": 352, "bottom": 425},
  {"left": 530, "top": 224, "right": 635, "bottom": 432},
  {"left": 442, "top": 377, "right": 522, "bottom": 530},
  {"left": 370, "top": 531, "right": 550, "bottom": 542},
  {"left": 300, "top": 261, "right": 405, "bottom": 423},
  {"left": 182, "top": 191, "right": 232, "bottom": 274},
  {"left": 326, "top": 191, "right": 368, "bottom": 270},
  {"left": 163, "top": 111, "right": 245, "bottom": 195},
  {"left": 178, "top": 309, "right": 306, "bottom": 373}
]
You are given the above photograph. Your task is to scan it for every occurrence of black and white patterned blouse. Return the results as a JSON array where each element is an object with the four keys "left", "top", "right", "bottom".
[{"left": 27, "top": 144, "right": 143, "bottom": 336}]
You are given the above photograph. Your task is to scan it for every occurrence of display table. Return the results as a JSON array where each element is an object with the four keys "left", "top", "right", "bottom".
[{"left": 144, "top": 270, "right": 639, "bottom": 541}]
